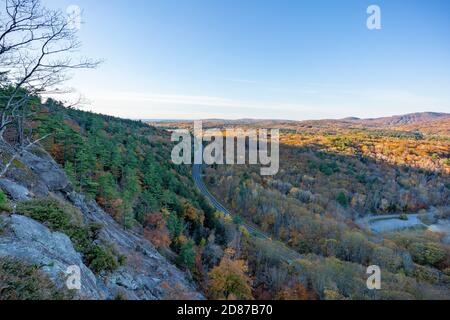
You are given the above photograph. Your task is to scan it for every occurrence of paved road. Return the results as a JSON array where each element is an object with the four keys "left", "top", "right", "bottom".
[
  {"left": 193, "top": 164, "right": 269, "bottom": 239},
  {"left": 192, "top": 164, "right": 302, "bottom": 262}
]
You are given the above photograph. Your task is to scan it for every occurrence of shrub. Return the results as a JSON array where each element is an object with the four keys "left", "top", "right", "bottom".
[
  {"left": 0, "top": 190, "right": 11, "bottom": 212},
  {"left": 399, "top": 213, "right": 409, "bottom": 221},
  {"left": 0, "top": 257, "right": 73, "bottom": 300},
  {"left": 443, "top": 267, "right": 450, "bottom": 276},
  {"left": 85, "top": 245, "right": 119, "bottom": 274},
  {"left": 16, "top": 199, "right": 120, "bottom": 274},
  {"left": 336, "top": 192, "right": 349, "bottom": 207},
  {"left": 409, "top": 242, "right": 447, "bottom": 268},
  {"left": 16, "top": 199, "right": 71, "bottom": 230},
  {"left": 413, "top": 264, "right": 440, "bottom": 284}
]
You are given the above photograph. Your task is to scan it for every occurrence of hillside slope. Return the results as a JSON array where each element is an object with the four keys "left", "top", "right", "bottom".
[
  {"left": 358, "top": 112, "right": 450, "bottom": 126},
  {"left": 0, "top": 144, "right": 203, "bottom": 299},
  {"left": 0, "top": 97, "right": 222, "bottom": 300}
]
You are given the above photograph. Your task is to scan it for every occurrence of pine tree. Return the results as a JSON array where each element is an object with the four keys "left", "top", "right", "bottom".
[{"left": 177, "top": 240, "right": 196, "bottom": 270}]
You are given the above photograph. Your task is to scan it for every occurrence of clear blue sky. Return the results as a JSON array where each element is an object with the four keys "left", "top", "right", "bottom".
[{"left": 44, "top": 0, "right": 450, "bottom": 120}]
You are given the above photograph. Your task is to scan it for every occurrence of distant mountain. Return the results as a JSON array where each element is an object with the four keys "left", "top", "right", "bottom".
[
  {"left": 355, "top": 112, "right": 450, "bottom": 126},
  {"left": 148, "top": 112, "right": 450, "bottom": 135}
]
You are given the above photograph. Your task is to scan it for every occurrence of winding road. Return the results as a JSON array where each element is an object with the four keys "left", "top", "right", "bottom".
[
  {"left": 193, "top": 164, "right": 268, "bottom": 239},
  {"left": 192, "top": 164, "right": 302, "bottom": 262},
  {"left": 193, "top": 166, "right": 450, "bottom": 262}
]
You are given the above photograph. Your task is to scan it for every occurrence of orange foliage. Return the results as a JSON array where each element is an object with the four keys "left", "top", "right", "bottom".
[
  {"left": 160, "top": 282, "right": 199, "bottom": 300},
  {"left": 143, "top": 213, "right": 171, "bottom": 249},
  {"left": 208, "top": 250, "right": 253, "bottom": 300},
  {"left": 50, "top": 143, "right": 64, "bottom": 163},
  {"left": 96, "top": 197, "right": 123, "bottom": 221},
  {"left": 183, "top": 201, "right": 205, "bottom": 225},
  {"left": 276, "top": 282, "right": 316, "bottom": 300}
]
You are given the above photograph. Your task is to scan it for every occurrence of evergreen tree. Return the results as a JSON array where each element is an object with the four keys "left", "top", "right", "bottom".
[{"left": 177, "top": 240, "right": 196, "bottom": 270}]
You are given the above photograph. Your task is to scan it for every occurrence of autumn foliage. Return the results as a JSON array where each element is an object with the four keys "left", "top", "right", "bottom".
[
  {"left": 208, "top": 249, "right": 253, "bottom": 300},
  {"left": 143, "top": 213, "right": 171, "bottom": 249},
  {"left": 276, "top": 282, "right": 316, "bottom": 300}
]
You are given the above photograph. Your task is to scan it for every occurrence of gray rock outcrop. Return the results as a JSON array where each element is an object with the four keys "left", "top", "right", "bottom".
[
  {"left": 0, "top": 147, "right": 203, "bottom": 300},
  {"left": 0, "top": 179, "right": 31, "bottom": 201},
  {"left": 0, "top": 214, "right": 104, "bottom": 299}
]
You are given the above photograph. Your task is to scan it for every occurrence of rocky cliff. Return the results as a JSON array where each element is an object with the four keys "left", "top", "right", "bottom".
[{"left": 0, "top": 145, "right": 203, "bottom": 300}]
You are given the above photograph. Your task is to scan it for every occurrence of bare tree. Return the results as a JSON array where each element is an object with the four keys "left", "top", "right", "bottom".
[{"left": 0, "top": 0, "right": 99, "bottom": 177}]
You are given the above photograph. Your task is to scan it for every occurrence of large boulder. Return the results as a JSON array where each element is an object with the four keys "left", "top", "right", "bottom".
[
  {"left": 0, "top": 179, "right": 31, "bottom": 201},
  {"left": 18, "top": 149, "right": 71, "bottom": 193}
]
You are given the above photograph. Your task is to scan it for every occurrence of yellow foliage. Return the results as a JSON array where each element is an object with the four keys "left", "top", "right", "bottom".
[{"left": 208, "top": 255, "right": 253, "bottom": 300}]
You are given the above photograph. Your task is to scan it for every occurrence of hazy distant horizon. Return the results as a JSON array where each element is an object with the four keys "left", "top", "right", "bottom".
[
  {"left": 44, "top": 0, "right": 450, "bottom": 120},
  {"left": 108, "top": 111, "right": 450, "bottom": 123}
]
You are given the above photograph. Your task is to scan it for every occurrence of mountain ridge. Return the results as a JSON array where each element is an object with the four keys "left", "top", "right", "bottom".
[{"left": 148, "top": 112, "right": 450, "bottom": 126}]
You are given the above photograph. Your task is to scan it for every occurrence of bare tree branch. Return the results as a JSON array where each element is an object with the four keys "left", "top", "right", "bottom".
[
  {"left": 0, "top": 132, "right": 51, "bottom": 177},
  {"left": 0, "top": 0, "right": 100, "bottom": 153}
]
